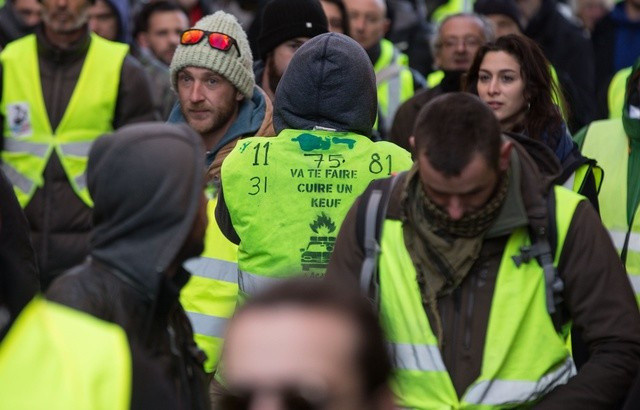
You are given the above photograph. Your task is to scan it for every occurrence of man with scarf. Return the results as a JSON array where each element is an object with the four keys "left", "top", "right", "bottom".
[{"left": 327, "top": 92, "right": 640, "bottom": 408}]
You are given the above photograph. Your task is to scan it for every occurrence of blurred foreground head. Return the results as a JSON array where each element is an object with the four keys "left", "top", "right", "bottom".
[{"left": 220, "top": 278, "right": 394, "bottom": 410}]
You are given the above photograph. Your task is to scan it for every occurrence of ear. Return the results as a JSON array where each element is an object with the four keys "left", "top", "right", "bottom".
[
  {"left": 137, "top": 33, "right": 149, "bottom": 48},
  {"left": 383, "top": 18, "right": 391, "bottom": 35},
  {"left": 499, "top": 139, "right": 513, "bottom": 172},
  {"left": 409, "top": 135, "right": 416, "bottom": 150},
  {"left": 235, "top": 90, "right": 245, "bottom": 102}
]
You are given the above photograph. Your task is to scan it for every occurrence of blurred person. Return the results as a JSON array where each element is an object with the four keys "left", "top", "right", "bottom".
[
  {"left": 344, "top": 0, "right": 423, "bottom": 138},
  {"left": 135, "top": 0, "right": 188, "bottom": 66},
  {"left": 321, "top": 0, "right": 350, "bottom": 34},
  {"left": 0, "top": 166, "right": 179, "bottom": 410},
  {"left": 515, "top": 0, "right": 596, "bottom": 125},
  {"left": 465, "top": 34, "right": 601, "bottom": 209},
  {"left": 46, "top": 123, "right": 210, "bottom": 410},
  {"left": 593, "top": 0, "right": 640, "bottom": 118},
  {"left": 391, "top": 13, "right": 493, "bottom": 152},
  {"left": 474, "top": 0, "right": 524, "bottom": 37},
  {"left": 133, "top": 0, "right": 189, "bottom": 119},
  {"left": 167, "top": 11, "right": 275, "bottom": 373},
  {"left": 0, "top": 0, "right": 154, "bottom": 290},
  {"left": 88, "top": 0, "right": 131, "bottom": 43},
  {"left": 328, "top": 92, "right": 640, "bottom": 409},
  {"left": 218, "top": 278, "right": 395, "bottom": 410},
  {"left": 572, "top": 0, "right": 610, "bottom": 32},
  {"left": 0, "top": 0, "right": 41, "bottom": 48},
  {"left": 176, "top": 0, "right": 212, "bottom": 25},
  {"left": 215, "top": 33, "right": 412, "bottom": 298},
  {"left": 383, "top": 0, "right": 433, "bottom": 78},
  {"left": 254, "top": 0, "right": 328, "bottom": 102},
  {"left": 574, "top": 60, "right": 640, "bottom": 305}
]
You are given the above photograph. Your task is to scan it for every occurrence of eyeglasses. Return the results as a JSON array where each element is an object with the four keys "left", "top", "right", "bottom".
[
  {"left": 439, "top": 36, "right": 483, "bottom": 50},
  {"left": 180, "top": 29, "right": 241, "bottom": 57},
  {"left": 219, "top": 384, "right": 329, "bottom": 410}
]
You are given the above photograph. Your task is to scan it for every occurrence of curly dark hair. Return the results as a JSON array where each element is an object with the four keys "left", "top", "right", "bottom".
[{"left": 464, "top": 34, "right": 568, "bottom": 141}]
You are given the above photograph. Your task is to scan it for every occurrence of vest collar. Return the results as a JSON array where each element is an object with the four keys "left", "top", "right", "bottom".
[{"left": 36, "top": 25, "right": 91, "bottom": 65}]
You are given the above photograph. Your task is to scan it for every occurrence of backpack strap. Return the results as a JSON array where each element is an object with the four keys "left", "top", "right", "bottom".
[
  {"left": 356, "top": 173, "right": 404, "bottom": 303},
  {"left": 512, "top": 188, "right": 565, "bottom": 331}
]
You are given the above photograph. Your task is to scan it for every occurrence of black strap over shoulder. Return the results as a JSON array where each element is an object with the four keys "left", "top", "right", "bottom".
[
  {"left": 356, "top": 173, "right": 405, "bottom": 304},
  {"left": 512, "top": 188, "right": 565, "bottom": 331}
]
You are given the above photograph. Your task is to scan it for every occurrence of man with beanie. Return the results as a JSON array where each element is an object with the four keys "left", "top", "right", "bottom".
[
  {"left": 344, "top": 0, "right": 423, "bottom": 138},
  {"left": 47, "top": 122, "right": 211, "bottom": 410},
  {"left": 254, "top": 0, "right": 329, "bottom": 102},
  {"left": 168, "top": 11, "right": 274, "bottom": 373},
  {"left": 0, "top": 0, "right": 155, "bottom": 290},
  {"left": 215, "top": 33, "right": 412, "bottom": 299}
]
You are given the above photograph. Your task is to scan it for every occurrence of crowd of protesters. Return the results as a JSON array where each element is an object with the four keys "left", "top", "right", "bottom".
[{"left": 1, "top": 0, "right": 640, "bottom": 409}]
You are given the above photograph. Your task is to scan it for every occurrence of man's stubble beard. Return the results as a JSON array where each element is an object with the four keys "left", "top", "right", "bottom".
[{"left": 181, "top": 101, "right": 236, "bottom": 138}]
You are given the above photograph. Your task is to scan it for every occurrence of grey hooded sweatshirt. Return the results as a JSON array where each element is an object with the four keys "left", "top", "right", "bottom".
[
  {"left": 273, "top": 32, "right": 378, "bottom": 137},
  {"left": 47, "top": 122, "right": 210, "bottom": 410}
]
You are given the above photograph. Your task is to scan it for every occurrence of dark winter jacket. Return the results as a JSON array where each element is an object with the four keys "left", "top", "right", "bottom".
[
  {"left": 46, "top": 122, "right": 210, "bottom": 410},
  {"left": 592, "top": 2, "right": 640, "bottom": 118},
  {"left": 525, "top": 0, "right": 596, "bottom": 122},
  {"left": 327, "top": 136, "right": 640, "bottom": 408},
  {"left": 0, "top": 26, "right": 155, "bottom": 289}
]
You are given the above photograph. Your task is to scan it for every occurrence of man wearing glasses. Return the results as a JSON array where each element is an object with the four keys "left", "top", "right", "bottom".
[{"left": 168, "top": 11, "right": 274, "bottom": 374}]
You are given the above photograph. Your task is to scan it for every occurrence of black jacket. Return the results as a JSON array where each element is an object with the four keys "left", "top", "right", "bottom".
[
  {"left": 47, "top": 122, "right": 210, "bottom": 410},
  {"left": 525, "top": 0, "right": 597, "bottom": 128}
]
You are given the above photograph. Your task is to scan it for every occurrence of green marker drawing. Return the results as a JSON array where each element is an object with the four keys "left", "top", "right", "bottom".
[
  {"left": 239, "top": 141, "right": 251, "bottom": 153},
  {"left": 332, "top": 137, "right": 355, "bottom": 149},
  {"left": 292, "top": 133, "right": 332, "bottom": 151}
]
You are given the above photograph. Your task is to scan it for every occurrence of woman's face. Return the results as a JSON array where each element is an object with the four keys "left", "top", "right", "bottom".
[{"left": 477, "top": 51, "right": 527, "bottom": 128}]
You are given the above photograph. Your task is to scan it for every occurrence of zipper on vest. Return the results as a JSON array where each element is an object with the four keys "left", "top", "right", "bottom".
[
  {"left": 464, "top": 272, "right": 479, "bottom": 350},
  {"left": 450, "top": 286, "right": 462, "bottom": 380}
]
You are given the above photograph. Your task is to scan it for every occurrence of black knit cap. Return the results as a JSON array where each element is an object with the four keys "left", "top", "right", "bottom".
[
  {"left": 258, "top": 0, "right": 328, "bottom": 61},
  {"left": 474, "top": 0, "right": 523, "bottom": 32}
]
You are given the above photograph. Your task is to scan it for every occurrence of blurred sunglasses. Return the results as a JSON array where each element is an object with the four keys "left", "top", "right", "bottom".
[
  {"left": 180, "top": 29, "right": 241, "bottom": 57},
  {"left": 219, "top": 384, "right": 329, "bottom": 410}
]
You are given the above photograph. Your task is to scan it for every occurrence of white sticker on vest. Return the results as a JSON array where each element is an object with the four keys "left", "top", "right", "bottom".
[{"left": 7, "top": 103, "right": 32, "bottom": 137}]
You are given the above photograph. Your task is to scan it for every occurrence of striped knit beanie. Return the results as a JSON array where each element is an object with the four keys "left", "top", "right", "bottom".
[{"left": 170, "top": 11, "right": 254, "bottom": 98}]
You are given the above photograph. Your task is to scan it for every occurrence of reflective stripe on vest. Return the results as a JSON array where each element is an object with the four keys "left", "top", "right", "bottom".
[
  {"left": 608, "top": 66, "right": 631, "bottom": 119},
  {"left": 378, "top": 185, "right": 582, "bottom": 408},
  {"left": 181, "top": 198, "right": 239, "bottom": 372},
  {"left": 238, "top": 269, "right": 285, "bottom": 297},
  {"left": 374, "top": 39, "right": 414, "bottom": 135},
  {"left": 0, "top": 296, "right": 131, "bottom": 409},
  {"left": 391, "top": 343, "right": 447, "bottom": 372},
  {"left": 581, "top": 119, "right": 640, "bottom": 304},
  {"left": 0, "top": 34, "right": 128, "bottom": 208},
  {"left": 221, "top": 129, "right": 412, "bottom": 296}
]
